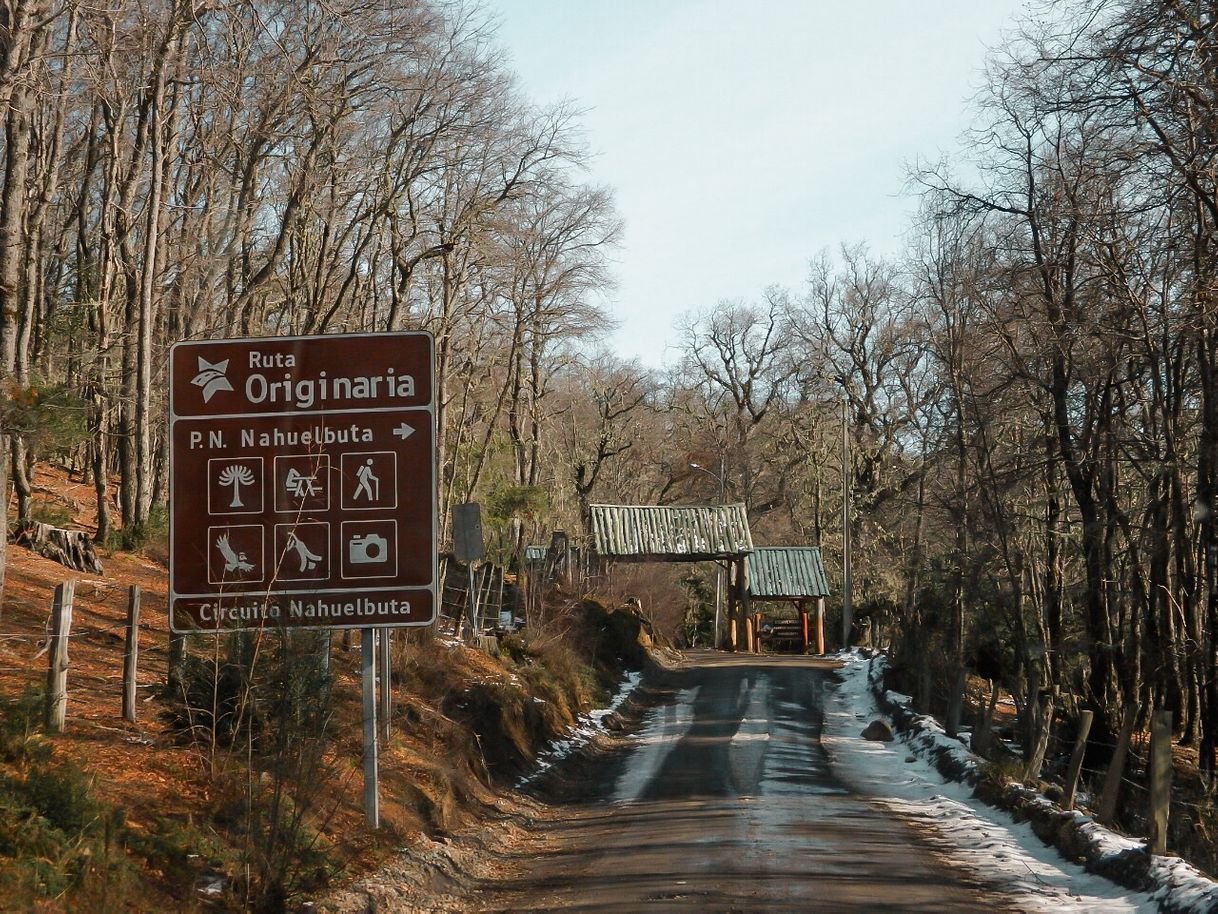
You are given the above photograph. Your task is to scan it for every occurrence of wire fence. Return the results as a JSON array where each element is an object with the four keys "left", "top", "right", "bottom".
[{"left": 1000, "top": 705, "right": 1218, "bottom": 876}]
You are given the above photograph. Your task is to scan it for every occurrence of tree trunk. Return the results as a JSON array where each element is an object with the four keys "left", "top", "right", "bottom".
[{"left": 0, "top": 51, "right": 37, "bottom": 601}]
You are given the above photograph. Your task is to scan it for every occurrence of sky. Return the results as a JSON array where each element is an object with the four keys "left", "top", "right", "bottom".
[{"left": 488, "top": 1, "right": 1028, "bottom": 368}]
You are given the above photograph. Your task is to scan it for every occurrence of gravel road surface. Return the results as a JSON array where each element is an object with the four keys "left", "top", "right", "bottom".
[{"left": 474, "top": 652, "right": 1012, "bottom": 912}]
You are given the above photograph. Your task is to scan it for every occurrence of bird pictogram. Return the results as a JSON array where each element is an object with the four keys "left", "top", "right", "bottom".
[{"left": 216, "top": 532, "right": 254, "bottom": 573}]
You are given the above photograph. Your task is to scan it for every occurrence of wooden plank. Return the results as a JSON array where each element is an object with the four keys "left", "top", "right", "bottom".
[
  {"left": 1148, "top": 709, "right": 1172, "bottom": 855},
  {"left": 122, "top": 585, "right": 141, "bottom": 722},
  {"left": 1062, "top": 709, "right": 1094, "bottom": 811},
  {"left": 44, "top": 580, "right": 75, "bottom": 732}
]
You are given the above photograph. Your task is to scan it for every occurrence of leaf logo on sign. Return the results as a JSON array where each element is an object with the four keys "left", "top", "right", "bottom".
[{"left": 192, "top": 357, "right": 234, "bottom": 402}]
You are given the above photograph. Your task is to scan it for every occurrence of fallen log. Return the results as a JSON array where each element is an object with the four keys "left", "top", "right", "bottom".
[{"left": 14, "top": 521, "right": 103, "bottom": 574}]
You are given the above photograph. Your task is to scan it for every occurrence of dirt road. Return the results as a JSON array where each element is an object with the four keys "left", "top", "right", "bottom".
[{"left": 473, "top": 652, "right": 1008, "bottom": 912}]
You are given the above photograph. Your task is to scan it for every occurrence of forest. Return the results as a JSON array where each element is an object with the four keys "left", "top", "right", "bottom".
[{"left": 0, "top": 0, "right": 1214, "bottom": 826}]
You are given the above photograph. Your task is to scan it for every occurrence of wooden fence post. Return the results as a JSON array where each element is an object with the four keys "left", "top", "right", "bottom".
[
  {"left": 1148, "top": 709, "right": 1172, "bottom": 855},
  {"left": 973, "top": 680, "right": 999, "bottom": 756},
  {"left": 1098, "top": 702, "right": 1137, "bottom": 826},
  {"left": 1062, "top": 709, "right": 1094, "bottom": 810},
  {"left": 726, "top": 561, "right": 738, "bottom": 651},
  {"left": 737, "top": 556, "right": 751, "bottom": 653},
  {"left": 44, "top": 580, "right": 75, "bottom": 732},
  {"left": 122, "top": 585, "right": 141, "bottom": 722},
  {"left": 1023, "top": 691, "right": 1056, "bottom": 782}
]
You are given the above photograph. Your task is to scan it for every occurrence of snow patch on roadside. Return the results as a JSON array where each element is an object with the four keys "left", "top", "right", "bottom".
[
  {"left": 822, "top": 653, "right": 1158, "bottom": 913},
  {"left": 516, "top": 670, "right": 643, "bottom": 788},
  {"left": 854, "top": 652, "right": 1218, "bottom": 914}
]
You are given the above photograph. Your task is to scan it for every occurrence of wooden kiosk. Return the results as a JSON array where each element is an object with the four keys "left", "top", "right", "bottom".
[{"left": 745, "top": 547, "right": 832, "bottom": 654}]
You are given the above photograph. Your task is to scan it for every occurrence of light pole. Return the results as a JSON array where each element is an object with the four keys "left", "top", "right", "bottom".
[
  {"left": 841, "top": 397, "right": 853, "bottom": 650},
  {"left": 690, "top": 458, "right": 726, "bottom": 649}
]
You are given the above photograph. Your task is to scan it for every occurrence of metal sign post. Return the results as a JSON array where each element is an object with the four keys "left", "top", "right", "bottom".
[
  {"left": 378, "top": 628, "right": 392, "bottom": 742},
  {"left": 361, "top": 628, "right": 379, "bottom": 829},
  {"left": 169, "top": 331, "right": 438, "bottom": 829}
]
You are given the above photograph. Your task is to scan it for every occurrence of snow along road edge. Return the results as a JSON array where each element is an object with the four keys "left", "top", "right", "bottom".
[{"left": 827, "top": 650, "right": 1218, "bottom": 914}]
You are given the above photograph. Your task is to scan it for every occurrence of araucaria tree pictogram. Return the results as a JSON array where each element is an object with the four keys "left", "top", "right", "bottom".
[{"left": 219, "top": 465, "right": 255, "bottom": 508}]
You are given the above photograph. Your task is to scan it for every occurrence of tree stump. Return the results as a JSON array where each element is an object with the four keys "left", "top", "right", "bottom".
[{"left": 15, "top": 522, "right": 104, "bottom": 574}]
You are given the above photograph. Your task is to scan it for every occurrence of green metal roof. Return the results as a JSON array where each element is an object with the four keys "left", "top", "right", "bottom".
[
  {"left": 589, "top": 504, "right": 754, "bottom": 560},
  {"left": 747, "top": 547, "right": 831, "bottom": 599}
]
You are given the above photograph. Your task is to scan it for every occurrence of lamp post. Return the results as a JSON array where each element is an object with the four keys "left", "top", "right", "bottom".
[
  {"left": 690, "top": 458, "right": 726, "bottom": 649},
  {"left": 841, "top": 397, "right": 853, "bottom": 650}
]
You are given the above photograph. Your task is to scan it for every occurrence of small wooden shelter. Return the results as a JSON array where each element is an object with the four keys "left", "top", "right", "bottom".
[
  {"left": 588, "top": 504, "right": 759, "bottom": 649},
  {"left": 746, "top": 547, "right": 832, "bottom": 653}
]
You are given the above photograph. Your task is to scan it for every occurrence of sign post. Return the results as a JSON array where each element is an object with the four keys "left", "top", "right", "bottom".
[
  {"left": 169, "top": 332, "right": 437, "bottom": 633},
  {"left": 170, "top": 331, "right": 437, "bottom": 827},
  {"left": 361, "top": 628, "right": 379, "bottom": 829}
]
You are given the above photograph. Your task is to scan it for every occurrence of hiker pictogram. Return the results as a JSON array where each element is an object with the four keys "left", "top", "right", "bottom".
[
  {"left": 341, "top": 451, "right": 397, "bottom": 510},
  {"left": 354, "top": 459, "right": 379, "bottom": 501}
]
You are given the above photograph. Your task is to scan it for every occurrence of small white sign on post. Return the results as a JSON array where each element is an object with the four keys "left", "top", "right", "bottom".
[
  {"left": 452, "top": 502, "right": 485, "bottom": 564},
  {"left": 453, "top": 503, "right": 485, "bottom": 639}
]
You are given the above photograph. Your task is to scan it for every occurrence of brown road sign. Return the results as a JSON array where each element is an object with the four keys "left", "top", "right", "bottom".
[{"left": 169, "top": 332, "right": 437, "bottom": 632}]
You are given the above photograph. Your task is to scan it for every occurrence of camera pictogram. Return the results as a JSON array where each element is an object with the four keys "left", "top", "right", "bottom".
[
  {"left": 340, "top": 520, "right": 397, "bottom": 579},
  {"left": 349, "top": 533, "right": 388, "bottom": 564}
]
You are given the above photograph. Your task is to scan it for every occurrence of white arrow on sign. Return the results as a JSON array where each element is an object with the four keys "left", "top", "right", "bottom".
[{"left": 392, "top": 422, "right": 415, "bottom": 440}]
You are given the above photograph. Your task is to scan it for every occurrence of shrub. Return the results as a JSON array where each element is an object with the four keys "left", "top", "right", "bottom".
[
  {"left": 0, "top": 761, "right": 136, "bottom": 906},
  {"left": 0, "top": 687, "right": 50, "bottom": 765},
  {"left": 23, "top": 762, "right": 102, "bottom": 834},
  {"left": 105, "top": 501, "right": 169, "bottom": 553},
  {"left": 164, "top": 631, "right": 341, "bottom": 910},
  {"left": 27, "top": 498, "right": 72, "bottom": 528}
]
